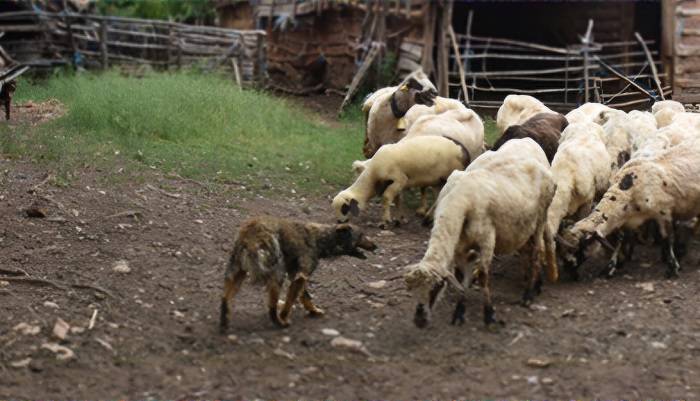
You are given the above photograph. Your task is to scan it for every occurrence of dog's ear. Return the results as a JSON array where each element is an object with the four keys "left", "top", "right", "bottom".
[{"left": 348, "top": 199, "right": 360, "bottom": 216}]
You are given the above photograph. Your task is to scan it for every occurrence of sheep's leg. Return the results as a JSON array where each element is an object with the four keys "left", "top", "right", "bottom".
[
  {"left": 219, "top": 270, "right": 247, "bottom": 333},
  {"left": 660, "top": 222, "right": 681, "bottom": 279},
  {"left": 601, "top": 231, "right": 625, "bottom": 278},
  {"left": 267, "top": 280, "right": 287, "bottom": 328},
  {"left": 416, "top": 187, "right": 429, "bottom": 217},
  {"left": 479, "top": 234, "right": 502, "bottom": 327},
  {"left": 380, "top": 176, "right": 407, "bottom": 228},
  {"left": 3, "top": 97, "right": 11, "bottom": 120},
  {"left": 451, "top": 246, "right": 471, "bottom": 326},
  {"left": 521, "top": 232, "right": 543, "bottom": 306}
]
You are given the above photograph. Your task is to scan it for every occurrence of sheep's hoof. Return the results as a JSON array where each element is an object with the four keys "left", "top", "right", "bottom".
[
  {"left": 665, "top": 266, "right": 680, "bottom": 279},
  {"left": 451, "top": 301, "right": 466, "bottom": 326},
  {"left": 600, "top": 263, "right": 617, "bottom": 279}
]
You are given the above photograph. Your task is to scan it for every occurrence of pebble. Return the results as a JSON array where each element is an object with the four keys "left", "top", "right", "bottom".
[
  {"left": 330, "top": 336, "right": 370, "bottom": 356},
  {"left": 112, "top": 260, "right": 131, "bottom": 274},
  {"left": 542, "top": 377, "right": 554, "bottom": 385},
  {"left": 368, "top": 280, "right": 386, "bottom": 289},
  {"left": 10, "top": 358, "right": 32, "bottom": 368},
  {"left": 227, "top": 334, "right": 238, "bottom": 343},
  {"left": 13, "top": 322, "right": 41, "bottom": 336},
  {"left": 41, "top": 342, "right": 75, "bottom": 360},
  {"left": 650, "top": 341, "right": 668, "bottom": 349},
  {"left": 322, "top": 328, "right": 340, "bottom": 337},
  {"left": 636, "top": 282, "right": 655, "bottom": 292},
  {"left": 526, "top": 357, "right": 552, "bottom": 368},
  {"left": 0, "top": 280, "right": 9, "bottom": 287},
  {"left": 52, "top": 318, "right": 70, "bottom": 340},
  {"left": 43, "top": 301, "right": 59, "bottom": 308}
]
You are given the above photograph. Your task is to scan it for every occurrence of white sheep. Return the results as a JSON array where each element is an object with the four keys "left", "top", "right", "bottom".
[
  {"left": 565, "top": 102, "right": 625, "bottom": 126},
  {"left": 404, "top": 107, "right": 485, "bottom": 159},
  {"left": 652, "top": 100, "right": 685, "bottom": 128},
  {"left": 547, "top": 122, "right": 612, "bottom": 238},
  {"left": 333, "top": 135, "right": 470, "bottom": 228},
  {"left": 403, "top": 96, "right": 471, "bottom": 131},
  {"left": 404, "top": 138, "right": 557, "bottom": 327},
  {"left": 363, "top": 70, "right": 437, "bottom": 157},
  {"left": 496, "top": 94, "right": 556, "bottom": 134},
  {"left": 560, "top": 137, "right": 700, "bottom": 279}
]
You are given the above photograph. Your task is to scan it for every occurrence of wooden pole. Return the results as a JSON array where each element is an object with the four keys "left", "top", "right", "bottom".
[
  {"left": 635, "top": 31, "right": 665, "bottom": 100},
  {"left": 448, "top": 25, "right": 468, "bottom": 105},
  {"left": 421, "top": 2, "right": 436, "bottom": 76},
  {"left": 99, "top": 21, "right": 109, "bottom": 69},
  {"left": 594, "top": 55, "right": 657, "bottom": 100},
  {"left": 581, "top": 19, "right": 593, "bottom": 103},
  {"left": 256, "top": 31, "right": 265, "bottom": 83}
]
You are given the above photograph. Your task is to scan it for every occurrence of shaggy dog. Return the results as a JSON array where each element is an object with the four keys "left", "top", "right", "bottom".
[{"left": 219, "top": 217, "right": 377, "bottom": 331}]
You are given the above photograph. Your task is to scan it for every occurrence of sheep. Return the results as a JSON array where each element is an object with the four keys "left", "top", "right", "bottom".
[
  {"left": 403, "top": 96, "right": 472, "bottom": 131},
  {"left": 404, "top": 138, "right": 558, "bottom": 328},
  {"left": 403, "top": 107, "right": 485, "bottom": 159},
  {"left": 495, "top": 94, "right": 556, "bottom": 134},
  {"left": 363, "top": 70, "right": 437, "bottom": 158},
  {"left": 546, "top": 122, "right": 612, "bottom": 242},
  {"left": 333, "top": 135, "right": 471, "bottom": 228},
  {"left": 559, "top": 138, "right": 700, "bottom": 279},
  {"left": 652, "top": 100, "right": 685, "bottom": 128},
  {"left": 492, "top": 112, "right": 568, "bottom": 163},
  {"left": 565, "top": 102, "right": 625, "bottom": 126}
]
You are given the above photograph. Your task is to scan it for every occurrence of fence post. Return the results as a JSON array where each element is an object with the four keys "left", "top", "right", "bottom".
[
  {"left": 256, "top": 31, "right": 265, "bottom": 84},
  {"left": 100, "top": 20, "right": 109, "bottom": 69},
  {"left": 581, "top": 19, "right": 594, "bottom": 103},
  {"left": 167, "top": 25, "right": 173, "bottom": 69}
]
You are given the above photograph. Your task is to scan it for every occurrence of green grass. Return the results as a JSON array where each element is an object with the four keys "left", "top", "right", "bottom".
[
  {"left": 2, "top": 71, "right": 365, "bottom": 193},
  {"left": 483, "top": 116, "right": 499, "bottom": 146},
  {"left": 1, "top": 71, "right": 500, "bottom": 196}
]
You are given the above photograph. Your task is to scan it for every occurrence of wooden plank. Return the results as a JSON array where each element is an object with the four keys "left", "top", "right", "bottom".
[
  {"left": 100, "top": 21, "right": 108, "bottom": 69},
  {"left": 635, "top": 31, "right": 665, "bottom": 99},
  {"left": 338, "top": 42, "right": 381, "bottom": 115},
  {"left": 448, "top": 25, "right": 468, "bottom": 104},
  {"left": 0, "top": 24, "right": 44, "bottom": 32},
  {"left": 594, "top": 55, "right": 657, "bottom": 100},
  {"left": 456, "top": 33, "right": 573, "bottom": 55}
]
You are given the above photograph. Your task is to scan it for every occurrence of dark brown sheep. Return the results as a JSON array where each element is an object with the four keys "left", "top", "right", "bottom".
[{"left": 492, "top": 112, "right": 568, "bottom": 163}]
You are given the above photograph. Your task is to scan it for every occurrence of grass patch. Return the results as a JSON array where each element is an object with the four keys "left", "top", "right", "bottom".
[{"left": 3, "top": 71, "right": 365, "bottom": 193}]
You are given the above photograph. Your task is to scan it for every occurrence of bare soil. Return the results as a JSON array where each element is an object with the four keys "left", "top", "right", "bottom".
[{"left": 2, "top": 106, "right": 700, "bottom": 400}]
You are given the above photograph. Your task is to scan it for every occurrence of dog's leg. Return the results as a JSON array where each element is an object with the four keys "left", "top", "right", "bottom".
[
  {"left": 300, "top": 286, "right": 325, "bottom": 317},
  {"left": 279, "top": 276, "right": 306, "bottom": 326},
  {"left": 267, "top": 281, "right": 287, "bottom": 328},
  {"left": 219, "top": 270, "right": 246, "bottom": 334}
]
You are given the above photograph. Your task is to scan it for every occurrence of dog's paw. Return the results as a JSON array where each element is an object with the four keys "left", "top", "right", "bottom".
[{"left": 307, "top": 308, "right": 325, "bottom": 318}]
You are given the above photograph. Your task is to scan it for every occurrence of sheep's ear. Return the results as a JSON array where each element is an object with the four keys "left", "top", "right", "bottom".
[
  {"left": 348, "top": 199, "right": 360, "bottom": 216},
  {"left": 340, "top": 203, "right": 350, "bottom": 215},
  {"left": 400, "top": 84, "right": 409, "bottom": 92}
]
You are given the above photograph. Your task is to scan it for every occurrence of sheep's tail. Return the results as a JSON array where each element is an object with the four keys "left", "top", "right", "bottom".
[
  {"left": 543, "top": 220, "right": 559, "bottom": 283},
  {"left": 420, "top": 188, "right": 470, "bottom": 277}
]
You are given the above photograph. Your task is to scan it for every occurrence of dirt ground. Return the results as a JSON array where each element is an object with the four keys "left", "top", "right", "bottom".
[{"left": 2, "top": 103, "right": 700, "bottom": 399}]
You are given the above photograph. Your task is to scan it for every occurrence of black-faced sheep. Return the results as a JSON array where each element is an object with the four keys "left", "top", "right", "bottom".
[
  {"left": 559, "top": 138, "right": 700, "bottom": 279},
  {"left": 492, "top": 112, "right": 568, "bottom": 163},
  {"left": 495, "top": 94, "right": 556, "bottom": 134},
  {"left": 333, "top": 135, "right": 471, "bottom": 228},
  {"left": 362, "top": 70, "right": 437, "bottom": 158},
  {"left": 404, "top": 138, "right": 558, "bottom": 328}
]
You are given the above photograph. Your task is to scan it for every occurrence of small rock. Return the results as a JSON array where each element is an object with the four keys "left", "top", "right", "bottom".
[
  {"left": 70, "top": 326, "right": 85, "bottom": 334},
  {"left": 526, "top": 357, "right": 552, "bottom": 368},
  {"left": 0, "top": 280, "right": 8, "bottom": 287},
  {"left": 650, "top": 341, "right": 667, "bottom": 349},
  {"left": 368, "top": 301, "right": 384, "bottom": 308},
  {"left": 330, "top": 336, "right": 370, "bottom": 356},
  {"left": 301, "top": 366, "right": 319, "bottom": 375},
  {"left": 322, "top": 328, "right": 340, "bottom": 337},
  {"left": 95, "top": 337, "right": 113, "bottom": 352},
  {"left": 377, "top": 230, "right": 395, "bottom": 237},
  {"left": 281, "top": 336, "right": 291, "bottom": 343},
  {"left": 52, "top": 318, "right": 70, "bottom": 340},
  {"left": 368, "top": 280, "right": 386, "bottom": 289},
  {"left": 194, "top": 219, "right": 204, "bottom": 224},
  {"left": 41, "top": 342, "right": 75, "bottom": 360},
  {"left": 527, "top": 375, "right": 539, "bottom": 385},
  {"left": 636, "top": 282, "right": 655, "bottom": 292},
  {"left": 43, "top": 301, "right": 59, "bottom": 309},
  {"left": 173, "top": 310, "right": 185, "bottom": 318},
  {"left": 227, "top": 334, "right": 238, "bottom": 343},
  {"left": 273, "top": 348, "right": 295, "bottom": 360},
  {"left": 560, "top": 309, "right": 575, "bottom": 318},
  {"left": 13, "top": 322, "right": 41, "bottom": 336},
  {"left": 541, "top": 377, "right": 554, "bottom": 385},
  {"left": 530, "top": 304, "right": 548, "bottom": 311},
  {"left": 10, "top": 358, "right": 32, "bottom": 368},
  {"left": 112, "top": 260, "right": 131, "bottom": 274},
  {"left": 25, "top": 206, "right": 47, "bottom": 218}
]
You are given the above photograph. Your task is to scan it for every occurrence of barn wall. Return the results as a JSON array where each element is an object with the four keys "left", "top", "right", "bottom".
[
  {"left": 674, "top": 0, "right": 700, "bottom": 102},
  {"left": 217, "top": 3, "right": 255, "bottom": 30}
]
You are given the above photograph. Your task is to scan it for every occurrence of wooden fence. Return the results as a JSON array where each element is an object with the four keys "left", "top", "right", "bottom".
[
  {"left": 448, "top": 17, "right": 668, "bottom": 111},
  {"left": 0, "top": 11, "right": 267, "bottom": 84}
]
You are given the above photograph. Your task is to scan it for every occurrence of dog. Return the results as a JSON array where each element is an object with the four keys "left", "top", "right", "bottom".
[
  {"left": 219, "top": 216, "right": 377, "bottom": 331},
  {"left": 0, "top": 80, "right": 16, "bottom": 121}
]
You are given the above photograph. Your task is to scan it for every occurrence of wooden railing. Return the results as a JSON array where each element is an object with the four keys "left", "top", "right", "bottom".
[{"left": 0, "top": 10, "right": 267, "bottom": 84}]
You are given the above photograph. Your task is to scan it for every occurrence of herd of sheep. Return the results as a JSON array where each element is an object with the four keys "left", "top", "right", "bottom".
[{"left": 330, "top": 69, "right": 700, "bottom": 329}]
